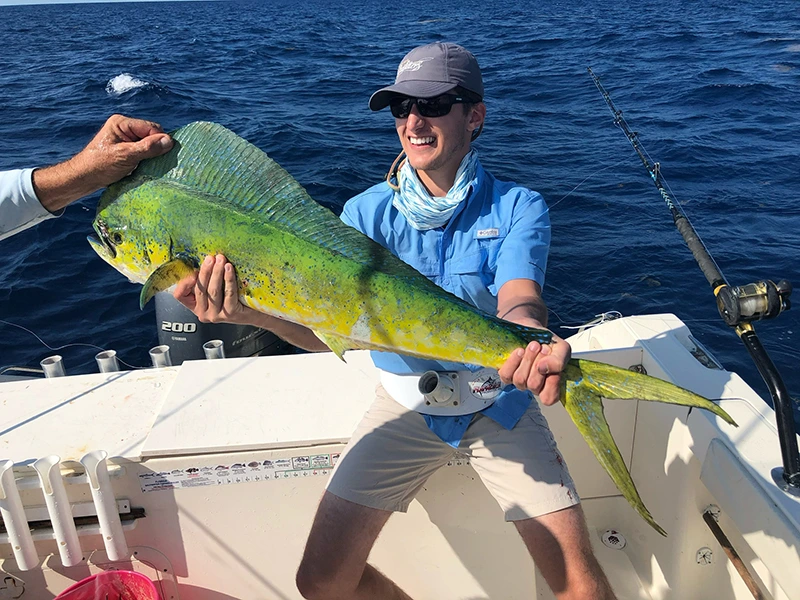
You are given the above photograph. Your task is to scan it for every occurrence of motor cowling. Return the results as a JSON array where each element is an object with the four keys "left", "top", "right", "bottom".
[{"left": 154, "top": 291, "right": 294, "bottom": 364}]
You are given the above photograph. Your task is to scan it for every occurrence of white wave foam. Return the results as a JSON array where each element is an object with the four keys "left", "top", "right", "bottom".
[
  {"left": 786, "top": 44, "right": 800, "bottom": 52},
  {"left": 106, "top": 73, "right": 149, "bottom": 96}
]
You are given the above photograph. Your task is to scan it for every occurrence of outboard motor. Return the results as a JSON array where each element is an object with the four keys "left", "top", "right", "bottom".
[{"left": 154, "top": 292, "right": 293, "bottom": 364}]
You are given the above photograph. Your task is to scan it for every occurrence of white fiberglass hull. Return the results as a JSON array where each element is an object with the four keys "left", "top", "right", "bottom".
[{"left": 0, "top": 314, "right": 798, "bottom": 599}]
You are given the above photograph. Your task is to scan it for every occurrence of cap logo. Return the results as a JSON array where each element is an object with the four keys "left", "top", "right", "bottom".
[{"left": 398, "top": 56, "right": 434, "bottom": 75}]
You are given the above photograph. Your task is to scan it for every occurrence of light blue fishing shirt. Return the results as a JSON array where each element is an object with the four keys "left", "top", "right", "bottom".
[
  {"left": 340, "top": 160, "right": 551, "bottom": 447},
  {"left": 0, "top": 169, "right": 61, "bottom": 242}
]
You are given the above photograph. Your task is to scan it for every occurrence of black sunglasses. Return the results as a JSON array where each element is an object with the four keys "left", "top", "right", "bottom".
[{"left": 389, "top": 94, "right": 470, "bottom": 119}]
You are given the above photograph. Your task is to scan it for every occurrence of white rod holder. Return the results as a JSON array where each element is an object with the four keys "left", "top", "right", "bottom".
[
  {"left": 80, "top": 451, "right": 128, "bottom": 561},
  {"left": 149, "top": 345, "right": 172, "bottom": 368},
  {"left": 95, "top": 350, "right": 120, "bottom": 373},
  {"left": 32, "top": 456, "right": 82, "bottom": 567},
  {"left": 41, "top": 355, "right": 66, "bottom": 378},
  {"left": 0, "top": 460, "right": 38, "bottom": 571},
  {"left": 203, "top": 339, "right": 225, "bottom": 359}
]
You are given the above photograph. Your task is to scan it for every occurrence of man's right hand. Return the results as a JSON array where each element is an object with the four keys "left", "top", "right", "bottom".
[
  {"left": 71, "top": 114, "right": 174, "bottom": 190},
  {"left": 173, "top": 254, "right": 261, "bottom": 325},
  {"left": 173, "top": 254, "right": 334, "bottom": 354},
  {"left": 33, "top": 114, "right": 173, "bottom": 212}
]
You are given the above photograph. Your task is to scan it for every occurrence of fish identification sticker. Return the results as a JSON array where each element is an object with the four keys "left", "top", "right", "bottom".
[{"left": 468, "top": 368, "right": 503, "bottom": 400}]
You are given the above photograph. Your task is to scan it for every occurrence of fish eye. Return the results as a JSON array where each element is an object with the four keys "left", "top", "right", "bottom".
[{"left": 112, "top": 232, "right": 123, "bottom": 245}]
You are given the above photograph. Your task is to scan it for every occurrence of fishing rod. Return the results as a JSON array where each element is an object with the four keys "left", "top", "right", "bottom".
[{"left": 587, "top": 67, "right": 799, "bottom": 494}]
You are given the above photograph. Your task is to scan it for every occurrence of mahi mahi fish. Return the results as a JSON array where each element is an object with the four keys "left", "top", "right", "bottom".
[{"left": 88, "top": 121, "right": 736, "bottom": 536}]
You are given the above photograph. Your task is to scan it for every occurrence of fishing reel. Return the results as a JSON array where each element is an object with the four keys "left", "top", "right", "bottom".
[{"left": 715, "top": 280, "right": 792, "bottom": 327}]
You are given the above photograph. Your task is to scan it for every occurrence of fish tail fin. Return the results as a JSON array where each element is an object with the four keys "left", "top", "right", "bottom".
[
  {"left": 561, "top": 358, "right": 737, "bottom": 536},
  {"left": 572, "top": 359, "right": 737, "bottom": 426}
]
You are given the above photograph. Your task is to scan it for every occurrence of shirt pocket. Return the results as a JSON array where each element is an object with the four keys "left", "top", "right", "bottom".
[
  {"left": 449, "top": 250, "right": 484, "bottom": 276},
  {"left": 448, "top": 254, "right": 499, "bottom": 309},
  {"left": 473, "top": 227, "right": 508, "bottom": 274},
  {"left": 449, "top": 229, "right": 508, "bottom": 302}
]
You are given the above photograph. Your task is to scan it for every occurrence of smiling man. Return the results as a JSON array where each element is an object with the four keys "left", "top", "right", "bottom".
[
  {"left": 302, "top": 42, "right": 617, "bottom": 600},
  {"left": 175, "top": 42, "right": 615, "bottom": 600}
]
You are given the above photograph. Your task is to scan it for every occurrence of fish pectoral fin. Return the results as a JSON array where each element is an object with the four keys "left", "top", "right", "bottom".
[
  {"left": 140, "top": 257, "right": 198, "bottom": 309},
  {"left": 572, "top": 359, "right": 738, "bottom": 427},
  {"left": 313, "top": 331, "right": 364, "bottom": 361},
  {"left": 562, "top": 374, "right": 668, "bottom": 537}
]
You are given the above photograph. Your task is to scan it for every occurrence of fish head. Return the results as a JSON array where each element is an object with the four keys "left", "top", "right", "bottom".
[{"left": 88, "top": 181, "right": 173, "bottom": 285}]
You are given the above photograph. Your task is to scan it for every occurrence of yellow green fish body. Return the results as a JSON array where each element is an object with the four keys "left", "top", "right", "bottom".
[
  {"left": 89, "top": 122, "right": 737, "bottom": 535},
  {"left": 89, "top": 122, "right": 552, "bottom": 367}
]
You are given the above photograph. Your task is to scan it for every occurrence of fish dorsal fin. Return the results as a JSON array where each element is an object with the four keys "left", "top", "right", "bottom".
[
  {"left": 102, "top": 122, "right": 423, "bottom": 281},
  {"left": 101, "top": 122, "right": 499, "bottom": 316}
]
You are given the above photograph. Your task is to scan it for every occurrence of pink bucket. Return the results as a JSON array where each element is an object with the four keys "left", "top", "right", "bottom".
[{"left": 54, "top": 570, "right": 159, "bottom": 600}]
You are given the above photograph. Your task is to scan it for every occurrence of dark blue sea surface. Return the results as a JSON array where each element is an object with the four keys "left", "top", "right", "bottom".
[{"left": 0, "top": 0, "right": 798, "bottom": 430}]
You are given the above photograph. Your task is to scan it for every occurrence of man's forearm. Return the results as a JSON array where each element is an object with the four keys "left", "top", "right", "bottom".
[
  {"left": 497, "top": 295, "right": 548, "bottom": 327},
  {"left": 244, "top": 311, "right": 330, "bottom": 353},
  {"left": 31, "top": 159, "right": 102, "bottom": 213}
]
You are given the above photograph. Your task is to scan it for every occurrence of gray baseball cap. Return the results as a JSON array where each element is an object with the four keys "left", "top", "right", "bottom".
[{"left": 369, "top": 42, "right": 484, "bottom": 111}]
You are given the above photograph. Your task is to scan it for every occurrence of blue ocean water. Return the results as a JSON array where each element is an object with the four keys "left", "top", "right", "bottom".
[{"left": 0, "top": 0, "right": 798, "bottom": 430}]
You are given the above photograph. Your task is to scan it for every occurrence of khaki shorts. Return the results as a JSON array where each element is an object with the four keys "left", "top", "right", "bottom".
[{"left": 327, "top": 385, "right": 579, "bottom": 521}]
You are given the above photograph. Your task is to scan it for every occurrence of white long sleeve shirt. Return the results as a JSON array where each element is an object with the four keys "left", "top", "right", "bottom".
[{"left": 0, "top": 169, "right": 61, "bottom": 242}]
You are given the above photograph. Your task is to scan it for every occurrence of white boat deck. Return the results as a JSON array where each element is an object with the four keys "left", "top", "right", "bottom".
[
  {"left": 1, "top": 313, "right": 798, "bottom": 599},
  {"left": 0, "top": 367, "right": 177, "bottom": 462}
]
